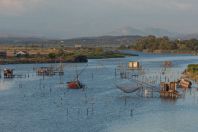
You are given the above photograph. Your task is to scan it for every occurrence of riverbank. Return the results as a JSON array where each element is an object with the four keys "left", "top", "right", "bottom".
[
  {"left": 142, "top": 49, "right": 197, "bottom": 55},
  {"left": 183, "top": 64, "right": 198, "bottom": 81},
  {"left": 87, "top": 51, "right": 137, "bottom": 59},
  {"left": 0, "top": 50, "right": 137, "bottom": 64}
]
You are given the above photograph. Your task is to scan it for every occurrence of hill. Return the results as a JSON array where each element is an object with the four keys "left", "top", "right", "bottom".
[
  {"left": 107, "top": 27, "right": 179, "bottom": 37},
  {"left": 178, "top": 33, "right": 198, "bottom": 40},
  {"left": 0, "top": 35, "right": 142, "bottom": 47},
  {"left": 60, "top": 35, "right": 142, "bottom": 47}
]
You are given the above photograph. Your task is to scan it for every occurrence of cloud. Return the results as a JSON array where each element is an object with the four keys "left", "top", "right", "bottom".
[
  {"left": 0, "top": 0, "right": 43, "bottom": 15},
  {"left": 0, "top": 0, "right": 23, "bottom": 10},
  {"left": 102, "top": 0, "right": 195, "bottom": 11},
  {"left": 173, "top": 2, "right": 193, "bottom": 10},
  {"left": 0, "top": 0, "right": 197, "bottom": 38},
  {"left": 0, "top": 0, "right": 195, "bottom": 16}
]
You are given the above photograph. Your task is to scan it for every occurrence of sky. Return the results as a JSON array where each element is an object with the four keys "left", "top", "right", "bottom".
[{"left": 0, "top": 0, "right": 197, "bottom": 38}]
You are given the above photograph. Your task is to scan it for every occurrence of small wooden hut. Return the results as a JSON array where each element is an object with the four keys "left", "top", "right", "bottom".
[
  {"left": 160, "top": 82, "right": 180, "bottom": 98},
  {"left": 36, "top": 67, "right": 55, "bottom": 76},
  {"left": 4, "top": 68, "right": 14, "bottom": 78},
  {"left": 163, "top": 61, "right": 173, "bottom": 68},
  {"left": 128, "top": 61, "right": 141, "bottom": 70}
]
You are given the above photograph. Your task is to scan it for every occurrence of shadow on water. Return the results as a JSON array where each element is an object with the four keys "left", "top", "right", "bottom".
[{"left": 160, "top": 97, "right": 178, "bottom": 104}]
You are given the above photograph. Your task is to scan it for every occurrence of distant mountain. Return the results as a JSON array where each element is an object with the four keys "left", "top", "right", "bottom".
[
  {"left": 143, "top": 27, "right": 179, "bottom": 37},
  {"left": 61, "top": 35, "right": 142, "bottom": 47},
  {"left": 0, "top": 35, "right": 142, "bottom": 47},
  {"left": 0, "top": 37, "right": 48, "bottom": 44},
  {"left": 178, "top": 33, "right": 198, "bottom": 40},
  {"left": 108, "top": 27, "right": 179, "bottom": 37},
  {"left": 108, "top": 27, "right": 145, "bottom": 36}
]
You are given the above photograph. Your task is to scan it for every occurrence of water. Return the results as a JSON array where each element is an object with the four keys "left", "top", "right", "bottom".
[{"left": 0, "top": 52, "right": 198, "bottom": 132}]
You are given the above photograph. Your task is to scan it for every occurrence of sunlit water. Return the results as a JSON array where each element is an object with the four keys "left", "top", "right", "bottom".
[{"left": 0, "top": 51, "right": 198, "bottom": 132}]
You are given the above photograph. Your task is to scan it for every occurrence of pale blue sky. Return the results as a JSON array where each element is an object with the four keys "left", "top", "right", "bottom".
[{"left": 0, "top": 0, "right": 197, "bottom": 38}]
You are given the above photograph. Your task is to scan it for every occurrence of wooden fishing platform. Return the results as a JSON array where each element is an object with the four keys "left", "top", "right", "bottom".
[
  {"left": 160, "top": 82, "right": 181, "bottom": 98},
  {"left": 2, "top": 68, "right": 27, "bottom": 79},
  {"left": 128, "top": 61, "right": 142, "bottom": 70},
  {"left": 3, "top": 68, "right": 14, "bottom": 78},
  {"left": 35, "top": 63, "right": 64, "bottom": 76},
  {"left": 116, "top": 62, "right": 144, "bottom": 79},
  {"left": 117, "top": 78, "right": 182, "bottom": 98}
]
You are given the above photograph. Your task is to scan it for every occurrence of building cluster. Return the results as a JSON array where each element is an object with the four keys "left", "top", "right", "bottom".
[{"left": 0, "top": 50, "right": 29, "bottom": 58}]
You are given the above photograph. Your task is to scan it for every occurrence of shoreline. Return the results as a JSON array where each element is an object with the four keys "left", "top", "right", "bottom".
[{"left": 0, "top": 53, "right": 137, "bottom": 65}]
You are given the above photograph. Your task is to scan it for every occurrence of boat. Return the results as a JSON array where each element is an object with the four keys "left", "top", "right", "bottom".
[
  {"left": 67, "top": 80, "right": 84, "bottom": 89},
  {"left": 178, "top": 78, "right": 192, "bottom": 88},
  {"left": 67, "top": 64, "right": 87, "bottom": 89}
]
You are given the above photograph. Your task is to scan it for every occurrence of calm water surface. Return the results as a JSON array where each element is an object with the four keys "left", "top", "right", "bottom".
[{"left": 0, "top": 52, "right": 198, "bottom": 132}]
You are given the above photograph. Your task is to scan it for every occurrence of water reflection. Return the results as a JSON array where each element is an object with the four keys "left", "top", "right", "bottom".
[
  {"left": 160, "top": 97, "right": 178, "bottom": 104},
  {"left": 0, "top": 80, "right": 12, "bottom": 91}
]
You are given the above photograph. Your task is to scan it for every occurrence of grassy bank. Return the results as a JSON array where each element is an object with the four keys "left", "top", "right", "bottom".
[
  {"left": 184, "top": 64, "right": 198, "bottom": 80},
  {"left": 0, "top": 47, "right": 137, "bottom": 64}
]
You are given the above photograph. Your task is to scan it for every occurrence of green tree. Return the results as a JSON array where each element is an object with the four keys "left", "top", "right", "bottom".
[{"left": 48, "top": 53, "right": 56, "bottom": 59}]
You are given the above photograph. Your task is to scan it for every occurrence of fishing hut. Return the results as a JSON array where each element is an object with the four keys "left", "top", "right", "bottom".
[
  {"left": 116, "top": 62, "right": 142, "bottom": 79},
  {"left": 36, "top": 67, "right": 55, "bottom": 76},
  {"left": 4, "top": 68, "right": 14, "bottom": 78},
  {"left": 179, "top": 78, "right": 192, "bottom": 88},
  {"left": 160, "top": 82, "right": 180, "bottom": 98},
  {"left": 163, "top": 61, "right": 173, "bottom": 68},
  {"left": 128, "top": 61, "right": 141, "bottom": 70},
  {"left": 35, "top": 63, "right": 64, "bottom": 76}
]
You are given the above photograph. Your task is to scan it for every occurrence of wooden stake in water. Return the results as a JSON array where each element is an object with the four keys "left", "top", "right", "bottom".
[
  {"left": 130, "top": 109, "right": 134, "bottom": 117},
  {"left": 124, "top": 97, "right": 127, "bottom": 105},
  {"left": 92, "top": 72, "right": 94, "bottom": 80},
  {"left": 86, "top": 108, "right": 89, "bottom": 117},
  {"left": 91, "top": 103, "right": 94, "bottom": 114},
  {"left": 77, "top": 108, "right": 80, "bottom": 119},
  {"left": 115, "top": 68, "right": 117, "bottom": 78},
  {"left": 66, "top": 108, "right": 69, "bottom": 117}
]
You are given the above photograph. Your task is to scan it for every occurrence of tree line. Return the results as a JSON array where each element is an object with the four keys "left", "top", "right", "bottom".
[{"left": 130, "top": 35, "right": 198, "bottom": 52}]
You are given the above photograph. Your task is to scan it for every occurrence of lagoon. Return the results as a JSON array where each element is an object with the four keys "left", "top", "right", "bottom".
[{"left": 0, "top": 52, "right": 198, "bottom": 132}]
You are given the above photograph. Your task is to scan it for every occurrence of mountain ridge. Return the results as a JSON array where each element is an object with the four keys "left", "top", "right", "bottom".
[{"left": 107, "top": 27, "right": 180, "bottom": 37}]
